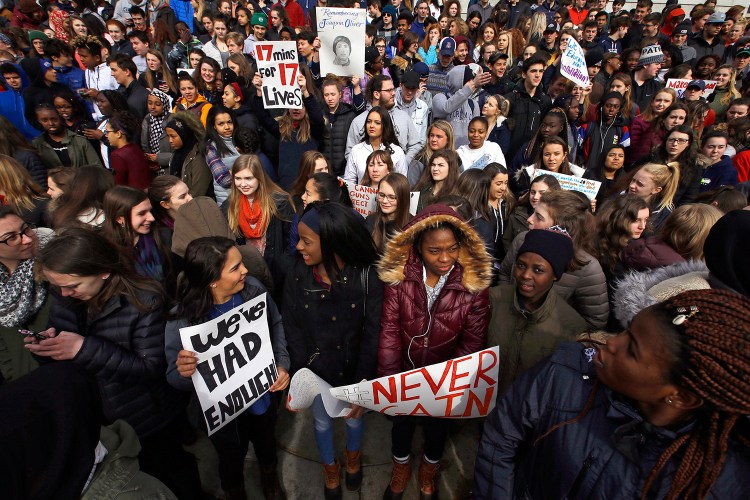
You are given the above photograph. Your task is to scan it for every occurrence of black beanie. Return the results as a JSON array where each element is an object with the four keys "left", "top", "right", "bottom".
[
  {"left": 704, "top": 210, "right": 750, "bottom": 297},
  {"left": 601, "top": 91, "right": 624, "bottom": 105},
  {"left": 518, "top": 228, "right": 575, "bottom": 279}
]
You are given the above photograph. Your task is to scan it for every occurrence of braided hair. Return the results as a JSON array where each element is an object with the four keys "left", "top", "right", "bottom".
[
  {"left": 641, "top": 290, "right": 750, "bottom": 499},
  {"left": 535, "top": 289, "right": 750, "bottom": 498}
]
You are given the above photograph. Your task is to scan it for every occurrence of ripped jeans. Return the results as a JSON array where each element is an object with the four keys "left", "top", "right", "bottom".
[{"left": 311, "top": 394, "right": 364, "bottom": 465}]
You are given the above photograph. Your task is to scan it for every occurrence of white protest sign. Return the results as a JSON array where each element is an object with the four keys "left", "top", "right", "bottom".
[
  {"left": 329, "top": 347, "right": 499, "bottom": 418},
  {"left": 255, "top": 41, "right": 303, "bottom": 109},
  {"left": 179, "top": 293, "right": 277, "bottom": 435},
  {"left": 288, "top": 368, "right": 351, "bottom": 417},
  {"left": 666, "top": 79, "right": 718, "bottom": 99},
  {"left": 347, "top": 182, "right": 378, "bottom": 217},
  {"left": 409, "top": 192, "right": 420, "bottom": 215},
  {"left": 532, "top": 170, "right": 601, "bottom": 200},
  {"left": 316, "top": 7, "right": 366, "bottom": 77},
  {"left": 560, "top": 37, "right": 588, "bottom": 87}
]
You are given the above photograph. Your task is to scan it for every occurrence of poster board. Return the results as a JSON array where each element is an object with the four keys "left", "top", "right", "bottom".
[
  {"left": 255, "top": 41, "right": 303, "bottom": 109},
  {"left": 665, "top": 79, "right": 718, "bottom": 99},
  {"left": 328, "top": 347, "right": 500, "bottom": 418},
  {"left": 288, "top": 368, "right": 351, "bottom": 417},
  {"left": 532, "top": 170, "right": 601, "bottom": 200},
  {"left": 560, "top": 37, "right": 588, "bottom": 87},
  {"left": 316, "top": 7, "right": 366, "bottom": 77},
  {"left": 179, "top": 293, "right": 277, "bottom": 434}
]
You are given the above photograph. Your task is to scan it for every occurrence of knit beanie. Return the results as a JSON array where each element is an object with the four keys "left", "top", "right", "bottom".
[
  {"left": 703, "top": 210, "right": 750, "bottom": 297},
  {"left": 251, "top": 12, "right": 268, "bottom": 27},
  {"left": 638, "top": 44, "right": 664, "bottom": 67},
  {"left": 518, "top": 228, "right": 574, "bottom": 279},
  {"left": 382, "top": 4, "right": 397, "bottom": 17},
  {"left": 28, "top": 31, "right": 48, "bottom": 43},
  {"left": 365, "top": 45, "right": 380, "bottom": 64}
]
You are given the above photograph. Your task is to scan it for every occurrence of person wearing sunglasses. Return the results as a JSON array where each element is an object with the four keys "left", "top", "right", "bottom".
[{"left": 0, "top": 206, "right": 46, "bottom": 383}]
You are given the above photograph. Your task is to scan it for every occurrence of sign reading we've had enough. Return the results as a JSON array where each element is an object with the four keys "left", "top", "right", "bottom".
[
  {"left": 179, "top": 293, "right": 277, "bottom": 434},
  {"left": 255, "top": 41, "right": 303, "bottom": 109}
]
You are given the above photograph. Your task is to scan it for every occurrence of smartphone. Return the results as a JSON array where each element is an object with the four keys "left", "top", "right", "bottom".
[
  {"left": 77, "top": 88, "right": 87, "bottom": 95},
  {"left": 18, "top": 329, "right": 47, "bottom": 341}
]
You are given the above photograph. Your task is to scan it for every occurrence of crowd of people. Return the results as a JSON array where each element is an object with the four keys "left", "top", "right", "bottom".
[{"left": 1, "top": 0, "right": 750, "bottom": 498}]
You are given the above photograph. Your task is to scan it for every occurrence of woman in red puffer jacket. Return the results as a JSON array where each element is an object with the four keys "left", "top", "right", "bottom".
[{"left": 377, "top": 204, "right": 492, "bottom": 500}]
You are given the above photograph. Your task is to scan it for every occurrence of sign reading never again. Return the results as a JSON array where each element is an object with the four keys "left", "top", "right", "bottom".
[{"left": 180, "top": 293, "right": 277, "bottom": 434}]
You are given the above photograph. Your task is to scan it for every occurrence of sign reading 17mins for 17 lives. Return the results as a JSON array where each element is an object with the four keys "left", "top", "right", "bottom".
[{"left": 255, "top": 41, "right": 304, "bottom": 109}]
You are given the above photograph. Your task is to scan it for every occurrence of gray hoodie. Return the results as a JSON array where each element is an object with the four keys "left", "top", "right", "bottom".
[
  {"left": 432, "top": 65, "right": 482, "bottom": 149},
  {"left": 113, "top": 0, "right": 148, "bottom": 25}
]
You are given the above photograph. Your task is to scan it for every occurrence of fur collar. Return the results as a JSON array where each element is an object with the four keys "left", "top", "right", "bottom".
[{"left": 378, "top": 210, "right": 493, "bottom": 293}]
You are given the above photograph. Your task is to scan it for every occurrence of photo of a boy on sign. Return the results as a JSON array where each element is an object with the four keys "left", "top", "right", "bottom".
[{"left": 332, "top": 35, "right": 352, "bottom": 67}]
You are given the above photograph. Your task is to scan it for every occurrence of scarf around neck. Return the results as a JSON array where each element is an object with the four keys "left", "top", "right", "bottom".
[
  {"left": 0, "top": 260, "right": 46, "bottom": 327},
  {"left": 239, "top": 196, "right": 267, "bottom": 239},
  {"left": 147, "top": 89, "right": 172, "bottom": 153}
]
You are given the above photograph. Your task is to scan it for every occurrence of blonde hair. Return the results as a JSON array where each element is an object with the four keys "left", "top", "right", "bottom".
[
  {"left": 226, "top": 154, "right": 292, "bottom": 236},
  {"left": 639, "top": 162, "right": 681, "bottom": 211},
  {"left": 713, "top": 65, "right": 742, "bottom": 105},
  {"left": 660, "top": 203, "right": 722, "bottom": 260},
  {"left": 0, "top": 154, "right": 47, "bottom": 212}
]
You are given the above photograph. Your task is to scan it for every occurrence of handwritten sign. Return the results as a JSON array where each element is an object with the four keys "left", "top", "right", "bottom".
[
  {"left": 255, "top": 41, "right": 303, "bottom": 109},
  {"left": 179, "top": 293, "right": 276, "bottom": 434},
  {"left": 288, "top": 368, "right": 351, "bottom": 417},
  {"left": 532, "top": 170, "right": 601, "bottom": 200},
  {"left": 560, "top": 37, "right": 588, "bottom": 87},
  {"left": 317, "top": 7, "right": 366, "bottom": 77},
  {"left": 666, "top": 79, "right": 718, "bottom": 99},
  {"left": 329, "top": 348, "right": 500, "bottom": 418},
  {"left": 347, "top": 182, "right": 378, "bottom": 217}
]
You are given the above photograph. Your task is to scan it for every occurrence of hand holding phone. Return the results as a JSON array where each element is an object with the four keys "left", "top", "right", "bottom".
[{"left": 19, "top": 329, "right": 48, "bottom": 342}]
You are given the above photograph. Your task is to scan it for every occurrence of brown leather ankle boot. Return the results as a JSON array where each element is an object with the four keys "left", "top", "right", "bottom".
[
  {"left": 382, "top": 457, "right": 411, "bottom": 500},
  {"left": 418, "top": 457, "right": 441, "bottom": 500},
  {"left": 344, "top": 449, "right": 363, "bottom": 491},
  {"left": 322, "top": 460, "right": 342, "bottom": 500}
]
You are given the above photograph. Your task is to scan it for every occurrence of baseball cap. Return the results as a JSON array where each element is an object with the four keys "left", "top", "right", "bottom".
[
  {"left": 401, "top": 70, "right": 420, "bottom": 88},
  {"left": 251, "top": 12, "right": 268, "bottom": 26},
  {"left": 40, "top": 59, "right": 53, "bottom": 72},
  {"left": 365, "top": 46, "right": 380, "bottom": 64},
  {"left": 687, "top": 80, "right": 706, "bottom": 91},
  {"left": 585, "top": 49, "right": 603, "bottom": 67},
  {"left": 707, "top": 12, "right": 725, "bottom": 24},
  {"left": 737, "top": 48, "right": 750, "bottom": 58},
  {"left": 544, "top": 23, "right": 559, "bottom": 33},
  {"left": 672, "top": 21, "right": 690, "bottom": 36},
  {"left": 412, "top": 61, "right": 430, "bottom": 78},
  {"left": 440, "top": 37, "right": 456, "bottom": 56}
]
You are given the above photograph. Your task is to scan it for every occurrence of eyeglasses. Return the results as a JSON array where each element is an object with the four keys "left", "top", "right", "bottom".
[
  {"left": 667, "top": 138, "right": 689, "bottom": 145},
  {"left": 379, "top": 87, "right": 396, "bottom": 93},
  {"left": 377, "top": 192, "right": 397, "bottom": 202},
  {"left": 105, "top": 127, "right": 116, "bottom": 134},
  {"left": 0, "top": 223, "right": 35, "bottom": 246},
  {"left": 375, "top": 44, "right": 386, "bottom": 49}
]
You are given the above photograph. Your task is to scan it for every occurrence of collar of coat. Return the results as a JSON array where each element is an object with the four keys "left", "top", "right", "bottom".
[{"left": 378, "top": 210, "right": 492, "bottom": 293}]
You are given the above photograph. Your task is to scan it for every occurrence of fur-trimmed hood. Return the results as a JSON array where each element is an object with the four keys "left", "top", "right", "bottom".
[
  {"left": 378, "top": 204, "right": 493, "bottom": 293},
  {"left": 612, "top": 260, "right": 709, "bottom": 327}
]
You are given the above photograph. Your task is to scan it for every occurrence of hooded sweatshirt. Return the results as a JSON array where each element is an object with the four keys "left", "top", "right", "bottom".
[
  {"left": 0, "top": 63, "right": 40, "bottom": 140},
  {"left": 395, "top": 87, "right": 430, "bottom": 144},
  {"left": 20, "top": 58, "right": 68, "bottom": 126},
  {"left": 432, "top": 65, "right": 484, "bottom": 148}
]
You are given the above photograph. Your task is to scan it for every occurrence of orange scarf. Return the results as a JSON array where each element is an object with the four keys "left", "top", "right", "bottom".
[{"left": 238, "top": 196, "right": 267, "bottom": 239}]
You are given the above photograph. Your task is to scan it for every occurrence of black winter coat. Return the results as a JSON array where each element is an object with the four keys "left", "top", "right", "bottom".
[
  {"left": 46, "top": 290, "right": 185, "bottom": 438},
  {"left": 282, "top": 257, "right": 383, "bottom": 387},
  {"left": 323, "top": 102, "right": 357, "bottom": 177},
  {"left": 474, "top": 342, "right": 750, "bottom": 499},
  {"left": 503, "top": 87, "right": 552, "bottom": 161}
]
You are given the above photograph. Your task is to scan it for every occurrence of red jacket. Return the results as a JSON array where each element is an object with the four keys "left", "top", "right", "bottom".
[
  {"left": 568, "top": 7, "right": 588, "bottom": 27},
  {"left": 271, "top": 0, "right": 305, "bottom": 29},
  {"left": 110, "top": 143, "right": 153, "bottom": 189},
  {"left": 377, "top": 205, "right": 492, "bottom": 376},
  {"left": 734, "top": 149, "right": 750, "bottom": 183}
]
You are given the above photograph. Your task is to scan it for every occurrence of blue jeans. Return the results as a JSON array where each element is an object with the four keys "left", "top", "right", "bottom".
[{"left": 311, "top": 395, "right": 364, "bottom": 465}]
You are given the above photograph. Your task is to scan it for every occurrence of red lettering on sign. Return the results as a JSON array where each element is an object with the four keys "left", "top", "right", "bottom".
[
  {"left": 435, "top": 391, "right": 463, "bottom": 415},
  {"left": 409, "top": 403, "right": 430, "bottom": 416},
  {"left": 463, "top": 387, "right": 495, "bottom": 417},
  {"left": 421, "top": 360, "right": 452, "bottom": 395},
  {"left": 373, "top": 377, "right": 397, "bottom": 404},
  {"left": 474, "top": 349, "right": 498, "bottom": 387},
  {"left": 400, "top": 371, "right": 421, "bottom": 401},
  {"left": 449, "top": 355, "right": 472, "bottom": 391}
]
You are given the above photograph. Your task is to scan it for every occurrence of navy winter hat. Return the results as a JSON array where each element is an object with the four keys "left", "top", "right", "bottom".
[{"left": 518, "top": 228, "right": 574, "bottom": 279}]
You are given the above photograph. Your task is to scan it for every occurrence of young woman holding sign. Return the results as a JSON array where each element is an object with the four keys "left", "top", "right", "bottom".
[
  {"left": 166, "top": 236, "right": 290, "bottom": 500},
  {"left": 283, "top": 202, "right": 383, "bottom": 500},
  {"left": 377, "top": 204, "right": 492, "bottom": 499},
  {"left": 26, "top": 228, "right": 202, "bottom": 500}
]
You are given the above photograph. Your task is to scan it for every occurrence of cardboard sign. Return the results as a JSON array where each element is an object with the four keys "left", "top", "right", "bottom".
[
  {"left": 347, "top": 182, "right": 378, "bottom": 217},
  {"left": 329, "top": 347, "right": 500, "bottom": 418},
  {"left": 560, "top": 37, "right": 589, "bottom": 87},
  {"left": 532, "top": 170, "right": 601, "bottom": 200},
  {"left": 255, "top": 41, "right": 303, "bottom": 109},
  {"left": 665, "top": 79, "right": 718, "bottom": 99},
  {"left": 316, "top": 7, "right": 366, "bottom": 77},
  {"left": 179, "top": 293, "right": 277, "bottom": 434},
  {"left": 288, "top": 368, "right": 351, "bottom": 417}
]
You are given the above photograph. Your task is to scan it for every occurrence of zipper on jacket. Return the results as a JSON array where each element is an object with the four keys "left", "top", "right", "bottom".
[{"left": 567, "top": 454, "right": 595, "bottom": 498}]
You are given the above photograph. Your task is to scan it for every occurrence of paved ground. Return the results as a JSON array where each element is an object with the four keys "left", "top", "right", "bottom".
[{"left": 188, "top": 406, "right": 483, "bottom": 499}]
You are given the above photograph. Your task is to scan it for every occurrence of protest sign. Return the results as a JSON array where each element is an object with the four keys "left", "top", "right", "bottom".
[
  {"left": 347, "top": 182, "right": 378, "bottom": 217},
  {"left": 255, "top": 41, "right": 303, "bottom": 109},
  {"left": 409, "top": 192, "right": 420, "bottom": 215},
  {"left": 179, "top": 293, "right": 277, "bottom": 435},
  {"left": 288, "top": 368, "right": 351, "bottom": 417},
  {"left": 666, "top": 79, "right": 718, "bottom": 99},
  {"left": 329, "top": 347, "right": 500, "bottom": 418},
  {"left": 560, "top": 37, "right": 588, "bottom": 87},
  {"left": 532, "top": 170, "right": 601, "bottom": 200},
  {"left": 316, "top": 7, "right": 366, "bottom": 77}
]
